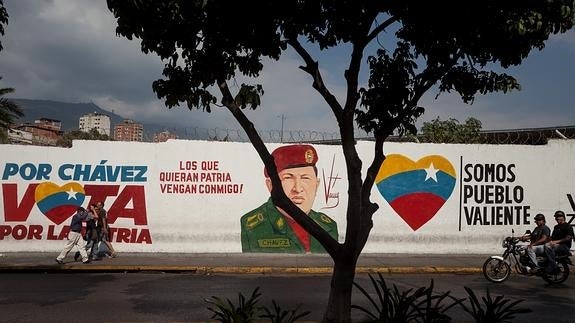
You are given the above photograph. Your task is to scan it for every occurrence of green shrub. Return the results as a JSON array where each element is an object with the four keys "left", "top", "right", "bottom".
[
  {"left": 205, "top": 279, "right": 531, "bottom": 323},
  {"left": 352, "top": 273, "right": 462, "bottom": 322},
  {"left": 205, "top": 287, "right": 262, "bottom": 322},
  {"left": 459, "top": 287, "right": 532, "bottom": 323},
  {"left": 261, "top": 300, "right": 311, "bottom": 323},
  {"left": 205, "top": 287, "right": 309, "bottom": 323}
]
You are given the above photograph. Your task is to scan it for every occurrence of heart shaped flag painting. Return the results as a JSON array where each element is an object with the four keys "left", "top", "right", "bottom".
[
  {"left": 34, "top": 182, "right": 86, "bottom": 225},
  {"left": 376, "top": 154, "right": 456, "bottom": 230}
]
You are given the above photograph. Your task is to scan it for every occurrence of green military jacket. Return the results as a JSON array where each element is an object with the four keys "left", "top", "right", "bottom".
[{"left": 240, "top": 198, "right": 338, "bottom": 253}]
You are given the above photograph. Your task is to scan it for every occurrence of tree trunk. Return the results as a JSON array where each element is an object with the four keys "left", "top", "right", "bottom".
[{"left": 322, "top": 256, "right": 358, "bottom": 322}]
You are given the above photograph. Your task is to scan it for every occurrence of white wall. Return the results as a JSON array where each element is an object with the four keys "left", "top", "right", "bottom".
[{"left": 1, "top": 139, "right": 573, "bottom": 254}]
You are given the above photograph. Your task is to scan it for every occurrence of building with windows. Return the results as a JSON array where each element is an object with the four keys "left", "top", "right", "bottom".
[
  {"left": 35, "top": 118, "right": 61, "bottom": 131},
  {"left": 7, "top": 128, "right": 33, "bottom": 145},
  {"left": 114, "top": 119, "right": 144, "bottom": 142},
  {"left": 153, "top": 130, "right": 178, "bottom": 142},
  {"left": 79, "top": 112, "right": 111, "bottom": 136},
  {"left": 14, "top": 118, "right": 62, "bottom": 146}
]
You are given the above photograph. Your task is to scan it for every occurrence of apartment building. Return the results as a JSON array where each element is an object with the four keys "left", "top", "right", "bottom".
[
  {"left": 79, "top": 112, "right": 111, "bottom": 136},
  {"left": 14, "top": 118, "right": 62, "bottom": 146},
  {"left": 114, "top": 119, "right": 144, "bottom": 142}
]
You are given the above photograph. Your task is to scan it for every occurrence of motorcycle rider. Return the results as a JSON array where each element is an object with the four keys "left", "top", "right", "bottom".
[
  {"left": 544, "top": 210, "right": 574, "bottom": 274},
  {"left": 520, "top": 213, "right": 550, "bottom": 272}
]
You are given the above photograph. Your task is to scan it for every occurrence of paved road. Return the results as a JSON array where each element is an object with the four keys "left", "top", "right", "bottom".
[
  {"left": 2, "top": 252, "right": 574, "bottom": 322},
  {"left": 1, "top": 272, "right": 574, "bottom": 322}
]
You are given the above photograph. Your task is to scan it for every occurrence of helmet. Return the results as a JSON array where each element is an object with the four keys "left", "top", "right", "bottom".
[
  {"left": 534, "top": 213, "right": 545, "bottom": 221},
  {"left": 554, "top": 210, "right": 566, "bottom": 218}
]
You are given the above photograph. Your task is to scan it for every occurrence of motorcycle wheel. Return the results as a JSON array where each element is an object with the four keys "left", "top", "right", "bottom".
[
  {"left": 542, "top": 261, "right": 570, "bottom": 284},
  {"left": 482, "top": 257, "right": 511, "bottom": 283}
]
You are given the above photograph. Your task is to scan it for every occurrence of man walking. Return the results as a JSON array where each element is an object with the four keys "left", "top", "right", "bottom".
[
  {"left": 95, "top": 201, "right": 117, "bottom": 258},
  {"left": 56, "top": 207, "right": 91, "bottom": 264}
]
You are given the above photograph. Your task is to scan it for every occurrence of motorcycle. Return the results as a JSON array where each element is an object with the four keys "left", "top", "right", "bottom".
[{"left": 482, "top": 230, "right": 573, "bottom": 284}]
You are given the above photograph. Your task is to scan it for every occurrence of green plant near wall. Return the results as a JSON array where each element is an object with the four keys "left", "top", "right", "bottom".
[
  {"left": 204, "top": 287, "right": 310, "bottom": 323},
  {"left": 205, "top": 288, "right": 262, "bottom": 322},
  {"left": 351, "top": 273, "right": 531, "bottom": 323},
  {"left": 352, "top": 273, "right": 462, "bottom": 322},
  {"left": 261, "top": 300, "right": 311, "bottom": 323},
  {"left": 204, "top": 278, "right": 531, "bottom": 322},
  {"left": 459, "top": 287, "right": 532, "bottom": 323}
]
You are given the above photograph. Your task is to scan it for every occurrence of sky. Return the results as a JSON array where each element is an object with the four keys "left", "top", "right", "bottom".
[{"left": 0, "top": 0, "right": 574, "bottom": 138}]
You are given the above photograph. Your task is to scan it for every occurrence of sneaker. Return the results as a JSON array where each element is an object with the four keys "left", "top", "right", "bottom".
[
  {"left": 82, "top": 260, "right": 91, "bottom": 264},
  {"left": 92, "top": 257, "right": 102, "bottom": 261},
  {"left": 55, "top": 258, "right": 64, "bottom": 264},
  {"left": 74, "top": 252, "right": 80, "bottom": 262}
]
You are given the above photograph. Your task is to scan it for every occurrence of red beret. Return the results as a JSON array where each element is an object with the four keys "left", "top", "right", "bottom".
[{"left": 264, "top": 144, "right": 318, "bottom": 177}]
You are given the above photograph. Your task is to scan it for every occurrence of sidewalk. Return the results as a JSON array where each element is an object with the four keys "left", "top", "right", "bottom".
[{"left": 0, "top": 252, "right": 488, "bottom": 274}]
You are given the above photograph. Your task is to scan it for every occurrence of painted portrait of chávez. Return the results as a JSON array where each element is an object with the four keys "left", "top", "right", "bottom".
[{"left": 240, "top": 144, "right": 338, "bottom": 253}]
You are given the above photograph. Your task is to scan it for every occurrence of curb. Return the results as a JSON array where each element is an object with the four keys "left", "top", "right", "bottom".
[{"left": 0, "top": 265, "right": 482, "bottom": 274}]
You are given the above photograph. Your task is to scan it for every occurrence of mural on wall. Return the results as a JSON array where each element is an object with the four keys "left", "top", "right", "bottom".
[
  {"left": 2, "top": 140, "right": 573, "bottom": 254},
  {"left": 35, "top": 182, "right": 86, "bottom": 225},
  {"left": 1, "top": 162, "right": 151, "bottom": 243},
  {"left": 376, "top": 154, "right": 456, "bottom": 230},
  {"left": 159, "top": 159, "right": 244, "bottom": 194},
  {"left": 240, "top": 144, "right": 338, "bottom": 253},
  {"left": 459, "top": 160, "right": 533, "bottom": 229}
]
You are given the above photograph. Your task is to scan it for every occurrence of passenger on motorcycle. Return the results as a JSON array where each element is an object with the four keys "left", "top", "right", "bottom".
[
  {"left": 520, "top": 213, "right": 550, "bottom": 272},
  {"left": 545, "top": 210, "right": 574, "bottom": 274}
]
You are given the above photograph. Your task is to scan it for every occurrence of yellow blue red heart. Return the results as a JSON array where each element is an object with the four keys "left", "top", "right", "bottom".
[
  {"left": 376, "top": 154, "right": 456, "bottom": 230},
  {"left": 35, "top": 182, "right": 86, "bottom": 225}
]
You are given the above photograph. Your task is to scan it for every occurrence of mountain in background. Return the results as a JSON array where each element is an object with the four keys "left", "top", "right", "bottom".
[
  {"left": 12, "top": 98, "right": 125, "bottom": 131},
  {"left": 11, "top": 98, "right": 184, "bottom": 140}
]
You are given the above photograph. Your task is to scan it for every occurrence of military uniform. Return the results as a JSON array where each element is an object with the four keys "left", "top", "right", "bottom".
[{"left": 241, "top": 198, "right": 338, "bottom": 253}]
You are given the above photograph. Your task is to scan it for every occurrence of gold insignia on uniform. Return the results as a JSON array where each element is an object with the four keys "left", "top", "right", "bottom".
[
  {"left": 320, "top": 214, "right": 332, "bottom": 223},
  {"left": 276, "top": 217, "right": 285, "bottom": 229},
  {"left": 305, "top": 149, "right": 314, "bottom": 164},
  {"left": 246, "top": 213, "right": 264, "bottom": 229},
  {"left": 258, "top": 239, "right": 291, "bottom": 248}
]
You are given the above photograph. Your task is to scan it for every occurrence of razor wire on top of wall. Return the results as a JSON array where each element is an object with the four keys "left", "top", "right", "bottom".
[
  {"left": 144, "top": 127, "right": 354, "bottom": 143},
  {"left": 144, "top": 125, "right": 575, "bottom": 145}
]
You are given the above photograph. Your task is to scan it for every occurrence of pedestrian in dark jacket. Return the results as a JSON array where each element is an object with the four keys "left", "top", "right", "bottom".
[
  {"left": 545, "top": 210, "right": 574, "bottom": 273},
  {"left": 95, "top": 202, "right": 117, "bottom": 258},
  {"left": 75, "top": 204, "right": 99, "bottom": 261},
  {"left": 56, "top": 207, "right": 91, "bottom": 264}
]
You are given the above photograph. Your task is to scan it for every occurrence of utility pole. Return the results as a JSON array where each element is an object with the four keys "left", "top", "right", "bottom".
[{"left": 279, "top": 114, "right": 286, "bottom": 143}]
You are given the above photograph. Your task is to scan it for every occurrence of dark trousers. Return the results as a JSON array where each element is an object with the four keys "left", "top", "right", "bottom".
[{"left": 544, "top": 243, "right": 570, "bottom": 272}]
